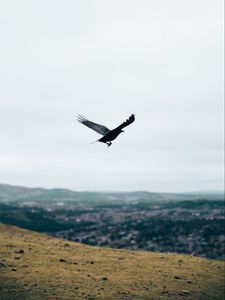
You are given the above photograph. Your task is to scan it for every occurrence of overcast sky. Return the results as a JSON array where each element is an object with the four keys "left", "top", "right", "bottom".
[{"left": 0, "top": 0, "right": 224, "bottom": 192}]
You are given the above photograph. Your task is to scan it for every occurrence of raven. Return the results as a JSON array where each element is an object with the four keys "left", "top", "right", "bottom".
[{"left": 77, "top": 114, "right": 135, "bottom": 147}]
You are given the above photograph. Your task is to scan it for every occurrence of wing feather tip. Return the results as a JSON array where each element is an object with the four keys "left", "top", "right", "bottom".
[{"left": 77, "top": 114, "right": 88, "bottom": 123}]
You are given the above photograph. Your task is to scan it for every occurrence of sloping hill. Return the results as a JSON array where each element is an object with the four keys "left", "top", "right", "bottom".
[{"left": 0, "top": 224, "right": 224, "bottom": 300}]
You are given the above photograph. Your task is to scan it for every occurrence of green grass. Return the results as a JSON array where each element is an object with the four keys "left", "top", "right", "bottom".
[{"left": 0, "top": 224, "right": 224, "bottom": 300}]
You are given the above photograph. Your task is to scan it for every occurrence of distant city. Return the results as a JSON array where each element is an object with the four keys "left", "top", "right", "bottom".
[{"left": 0, "top": 184, "right": 224, "bottom": 259}]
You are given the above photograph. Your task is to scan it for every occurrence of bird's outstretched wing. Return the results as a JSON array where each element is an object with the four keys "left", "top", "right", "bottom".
[
  {"left": 115, "top": 114, "right": 135, "bottom": 131},
  {"left": 77, "top": 115, "right": 110, "bottom": 135}
]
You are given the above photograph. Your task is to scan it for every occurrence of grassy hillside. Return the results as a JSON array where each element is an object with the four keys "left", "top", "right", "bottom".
[{"left": 0, "top": 224, "right": 224, "bottom": 300}]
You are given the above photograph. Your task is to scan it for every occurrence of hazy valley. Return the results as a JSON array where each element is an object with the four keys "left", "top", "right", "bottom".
[{"left": 0, "top": 184, "right": 224, "bottom": 260}]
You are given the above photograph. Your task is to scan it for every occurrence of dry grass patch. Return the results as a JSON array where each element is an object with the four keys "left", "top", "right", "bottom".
[{"left": 0, "top": 224, "right": 224, "bottom": 300}]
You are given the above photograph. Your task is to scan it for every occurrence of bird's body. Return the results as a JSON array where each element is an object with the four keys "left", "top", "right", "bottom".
[
  {"left": 98, "top": 128, "right": 124, "bottom": 146},
  {"left": 77, "top": 114, "right": 135, "bottom": 147}
]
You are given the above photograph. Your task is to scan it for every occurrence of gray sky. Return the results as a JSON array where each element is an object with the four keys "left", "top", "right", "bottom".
[{"left": 0, "top": 0, "right": 224, "bottom": 192}]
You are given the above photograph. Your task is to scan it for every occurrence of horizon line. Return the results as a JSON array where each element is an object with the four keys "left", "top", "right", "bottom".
[{"left": 0, "top": 182, "right": 224, "bottom": 195}]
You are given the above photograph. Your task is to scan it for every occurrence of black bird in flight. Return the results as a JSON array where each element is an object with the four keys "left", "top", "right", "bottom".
[{"left": 77, "top": 114, "right": 135, "bottom": 147}]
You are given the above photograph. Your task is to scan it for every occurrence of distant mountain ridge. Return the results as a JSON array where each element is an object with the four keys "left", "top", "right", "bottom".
[{"left": 0, "top": 183, "right": 224, "bottom": 203}]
